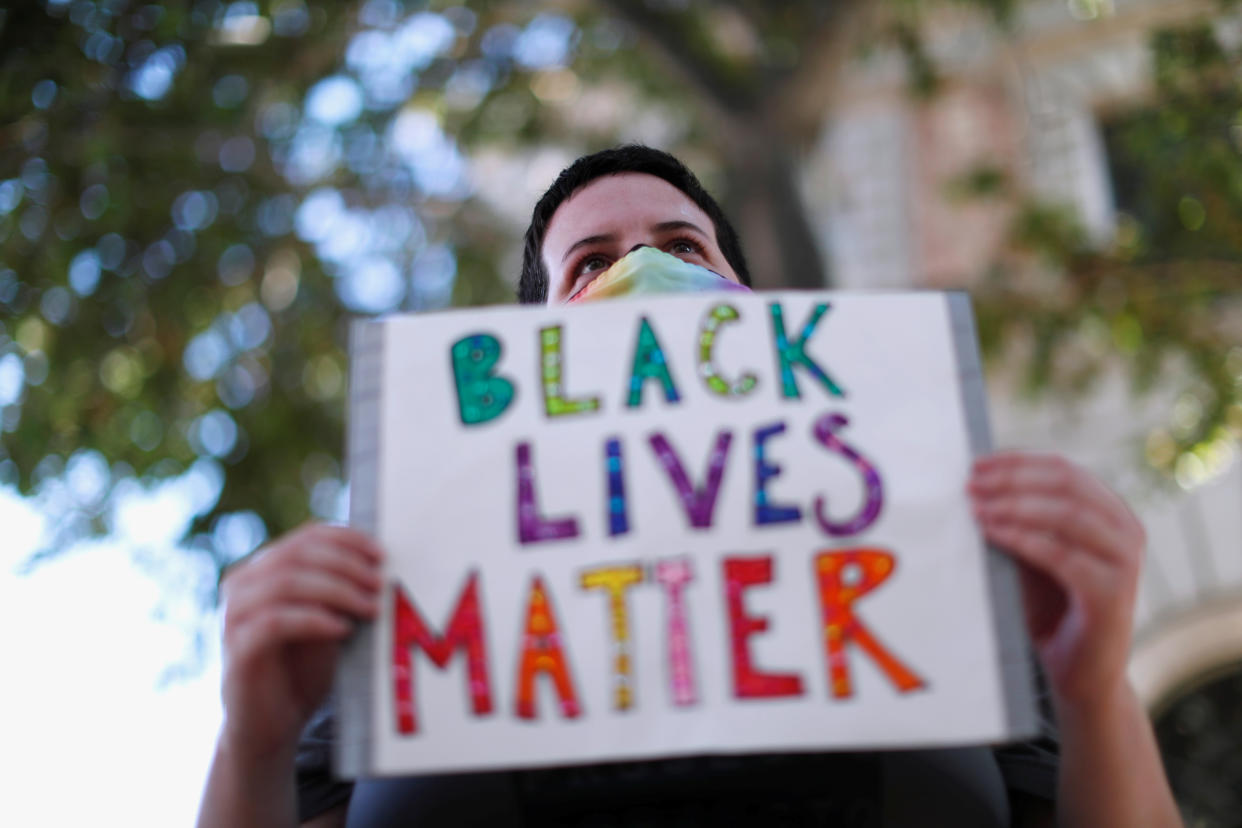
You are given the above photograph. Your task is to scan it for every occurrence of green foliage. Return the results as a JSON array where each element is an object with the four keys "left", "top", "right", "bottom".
[
  {"left": 0, "top": 0, "right": 852, "bottom": 568},
  {"left": 5, "top": 0, "right": 1241, "bottom": 574},
  {"left": 0, "top": 2, "right": 362, "bottom": 563},
  {"left": 971, "top": 20, "right": 1242, "bottom": 487},
  {"left": 946, "top": 163, "right": 1010, "bottom": 201},
  {"left": 891, "top": 19, "right": 941, "bottom": 99}
]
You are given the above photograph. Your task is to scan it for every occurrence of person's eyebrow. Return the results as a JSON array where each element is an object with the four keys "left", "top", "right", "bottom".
[
  {"left": 651, "top": 220, "right": 708, "bottom": 237},
  {"left": 561, "top": 233, "right": 617, "bottom": 264},
  {"left": 558, "top": 220, "right": 711, "bottom": 266}
]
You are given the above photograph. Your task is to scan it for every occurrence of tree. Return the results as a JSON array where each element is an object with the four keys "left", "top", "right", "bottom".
[
  {"left": 2, "top": 1, "right": 362, "bottom": 567},
  {"left": 0, "top": 0, "right": 916, "bottom": 570},
  {"left": 2, "top": 0, "right": 1238, "bottom": 581}
]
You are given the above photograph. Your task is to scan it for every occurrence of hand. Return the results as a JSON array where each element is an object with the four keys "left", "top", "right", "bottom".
[
  {"left": 969, "top": 453, "right": 1144, "bottom": 707},
  {"left": 218, "top": 523, "right": 383, "bottom": 765}
]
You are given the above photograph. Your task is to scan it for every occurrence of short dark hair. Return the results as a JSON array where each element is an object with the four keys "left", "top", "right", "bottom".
[{"left": 518, "top": 145, "right": 751, "bottom": 303}]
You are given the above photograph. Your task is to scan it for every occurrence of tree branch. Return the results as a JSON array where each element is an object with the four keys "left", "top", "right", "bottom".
[
  {"left": 764, "top": 0, "right": 871, "bottom": 145},
  {"left": 595, "top": 0, "right": 755, "bottom": 130}
]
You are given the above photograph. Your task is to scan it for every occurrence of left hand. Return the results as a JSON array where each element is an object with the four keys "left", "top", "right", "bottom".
[{"left": 969, "top": 452, "right": 1145, "bottom": 707}]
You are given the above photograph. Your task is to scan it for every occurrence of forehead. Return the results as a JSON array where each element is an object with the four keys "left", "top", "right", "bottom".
[{"left": 542, "top": 173, "right": 712, "bottom": 257}]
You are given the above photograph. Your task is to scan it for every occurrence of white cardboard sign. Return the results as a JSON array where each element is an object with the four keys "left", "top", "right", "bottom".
[{"left": 337, "top": 291, "right": 1036, "bottom": 777}]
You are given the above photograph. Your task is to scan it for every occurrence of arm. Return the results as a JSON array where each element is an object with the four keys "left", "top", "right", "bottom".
[
  {"left": 196, "top": 524, "right": 383, "bottom": 828},
  {"left": 1055, "top": 680, "right": 1175, "bottom": 828},
  {"left": 198, "top": 736, "right": 301, "bottom": 828},
  {"left": 970, "top": 453, "right": 1181, "bottom": 828}
]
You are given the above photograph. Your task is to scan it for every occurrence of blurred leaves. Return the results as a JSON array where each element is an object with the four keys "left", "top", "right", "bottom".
[
  {"left": 890, "top": 19, "right": 941, "bottom": 99},
  {"left": 1, "top": 1, "right": 357, "bottom": 568},
  {"left": 971, "top": 20, "right": 1242, "bottom": 489},
  {"left": 946, "top": 162, "right": 1010, "bottom": 201},
  {"left": 5, "top": 0, "right": 1241, "bottom": 578},
  {"left": 0, "top": 0, "right": 519, "bottom": 569},
  {"left": 0, "top": 0, "right": 870, "bottom": 572}
]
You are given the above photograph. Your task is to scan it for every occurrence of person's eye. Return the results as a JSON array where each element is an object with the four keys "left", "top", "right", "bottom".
[
  {"left": 563, "top": 253, "right": 612, "bottom": 300},
  {"left": 577, "top": 254, "right": 610, "bottom": 275},
  {"left": 666, "top": 238, "right": 703, "bottom": 257}
]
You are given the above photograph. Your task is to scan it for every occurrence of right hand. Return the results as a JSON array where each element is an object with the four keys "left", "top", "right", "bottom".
[{"left": 217, "top": 523, "right": 383, "bottom": 765}]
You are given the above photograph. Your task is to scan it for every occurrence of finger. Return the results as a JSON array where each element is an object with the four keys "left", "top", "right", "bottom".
[
  {"left": 301, "top": 524, "right": 385, "bottom": 564},
  {"left": 974, "top": 450, "right": 1045, "bottom": 470},
  {"left": 226, "top": 568, "right": 380, "bottom": 625},
  {"left": 271, "top": 569, "right": 382, "bottom": 619},
  {"left": 973, "top": 493, "right": 1127, "bottom": 563},
  {"left": 245, "top": 524, "right": 384, "bottom": 575},
  {"left": 229, "top": 605, "right": 353, "bottom": 662},
  {"left": 247, "top": 528, "right": 383, "bottom": 588},
  {"left": 1014, "top": 561, "right": 1067, "bottom": 644},
  {"left": 983, "top": 521, "right": 1111, "bottom": 595},
  {"left": 284, "top": 537, "right": 383, "bottom": 594},
  {"left": 971, "top": 453, "right": 1137, "bottom": 533},
  {"left": 970, "top": 453, "right": 1080, "bottom": 498},
  {"left": 222, "top": 532, "right": 384, "bottom": 627},
  {"left": 220, "top": 523, "right": 382, "bottom": 595},
  {"left": 984, "top": 520, "right": 1066, "bottom": 577}
]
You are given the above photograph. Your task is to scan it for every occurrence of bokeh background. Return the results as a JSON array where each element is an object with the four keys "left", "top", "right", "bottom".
[{"left": 2, "top": 0, "right": 1241, "bottom": 825}]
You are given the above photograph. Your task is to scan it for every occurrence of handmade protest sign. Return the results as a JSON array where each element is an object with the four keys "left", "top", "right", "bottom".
[{"left": 335, "top": 291, "right": 1037, "bottom": 777}]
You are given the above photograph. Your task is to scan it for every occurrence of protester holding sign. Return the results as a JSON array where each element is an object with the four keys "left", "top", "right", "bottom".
[{"left": 197, "top": 147, "right": 1180, "bottom": 827}]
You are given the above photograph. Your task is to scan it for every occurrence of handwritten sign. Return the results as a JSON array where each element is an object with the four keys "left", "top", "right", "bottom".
[{"left": 336, "top": 291, "right": 1036, "bottom": 777}]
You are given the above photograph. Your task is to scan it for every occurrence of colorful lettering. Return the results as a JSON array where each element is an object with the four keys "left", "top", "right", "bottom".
[
  {"left": 753, "top": 422, "right": 802, "bottom": 526},
  {"left": 580, "top": 563, "right": 645, "bottom": 711},
  {"left": 813, "top": 549, "right": 926, "bottom": 698},
  {"left": 515, "top": 442, "right": 579, "bottom": 544},
  {"left": 654, "top": 557, "right": 698, "bottom": 707},
  {"left": 604, "top": 437, "right": 629, "bottom": 537},
  {"left": 540, "top": 325, "right": 600, "bottom": 417},
  {"left": 723, "top": 556, "right": 805, "bottom": 699},
  {"left": 698, "top": 303, "right": 756, "bottom": 397},
  {"left": 649, "top": 431, "right": 732, "bottom": 529},
  {"left": 450, "top": 334, "right": 514, "bottom": 425},
  {"left": 627, "top": 316, "right": 681, "bottom": 407},
  {"left": 515, "top": 575, "right": 582, "bottom": 720},
  {"left": 392, "top": 573, "right": 492, "bottom": 735},
  {"left": 769, "top": 302, "right": 845, "bottom": 399},
  {"left": 811, "top": 413, "right": 884, "bottom": 537}
]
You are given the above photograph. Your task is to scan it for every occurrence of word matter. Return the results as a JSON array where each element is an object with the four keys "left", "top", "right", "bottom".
[{"left": 390, "top": 548, "right": 926, "bottom": 736}]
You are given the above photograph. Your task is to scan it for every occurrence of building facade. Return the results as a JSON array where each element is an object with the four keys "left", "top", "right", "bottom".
[{"left": 806, "top": 0, "right": 1242, "bottom": 818}]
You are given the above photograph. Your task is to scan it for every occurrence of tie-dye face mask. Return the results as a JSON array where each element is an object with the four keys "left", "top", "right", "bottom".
[{"left": 566, "top": 246, "right": 750, "bottom": 304}]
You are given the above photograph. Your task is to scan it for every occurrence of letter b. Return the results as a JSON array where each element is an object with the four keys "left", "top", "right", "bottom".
[{"left": 451, "top": 334, "right": 514, "bottom": 425}]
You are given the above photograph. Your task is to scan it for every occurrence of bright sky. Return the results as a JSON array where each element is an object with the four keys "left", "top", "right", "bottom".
[{"left": 0, "top": 485, "right": 223, "bottom": 828}]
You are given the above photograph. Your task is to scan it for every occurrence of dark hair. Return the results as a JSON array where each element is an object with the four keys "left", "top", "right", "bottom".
[{"left": 518, "top": 145, "right": 751, "bottom": 303}]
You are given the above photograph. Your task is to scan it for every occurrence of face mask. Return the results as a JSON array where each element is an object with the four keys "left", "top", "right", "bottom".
[{"left": 566, "top": 246, "right": 750, "bottom": 304}]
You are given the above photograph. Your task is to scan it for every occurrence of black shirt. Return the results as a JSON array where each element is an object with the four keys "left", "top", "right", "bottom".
[{"left": 296, "top": 699, "right": 1059, "bottom": 827}]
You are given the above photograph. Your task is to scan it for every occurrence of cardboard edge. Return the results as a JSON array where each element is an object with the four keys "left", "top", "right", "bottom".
[
  {"left": 945, "top": 292, "right": 1040, "bottom": 741},
  {"left": 334, "top": 318, "right": 385, "bottom": 778}
]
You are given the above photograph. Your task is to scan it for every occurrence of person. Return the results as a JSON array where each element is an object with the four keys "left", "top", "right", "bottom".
[{"left": 197, "top": 146, "right": 1182, "bottom": 827}]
